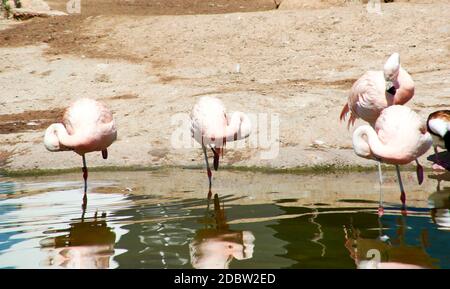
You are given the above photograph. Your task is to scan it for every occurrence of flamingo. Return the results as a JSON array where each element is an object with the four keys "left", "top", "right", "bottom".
[
  {"left": 352, "top": 105, "right": 432, "bottom": 213},
  {"left": 44, "top": 98, "right": 117, "bottom": 209},
  {"left": 340, "top": 53, "right": 421, "bottom": 208},
  {"left": 340, "top": 52, "right": 415, "bottom": 127},
  {"left": 190, "top": 96, "right": 251, "bottom": 199},
  {"left": 426, "top": 110, "right": 450, "bottom": 170}
]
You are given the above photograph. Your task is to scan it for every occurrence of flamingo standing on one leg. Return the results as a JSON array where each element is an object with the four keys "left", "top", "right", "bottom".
[
  {"left": 340, "top": 53, "right": 420, "bottom": 212},
  {"left": 44, "top": 98, "right": 117, "bottom": 210},
  {"left": 426, "top": 110, "right": 450, "bottom": 170},
  {"left": 352, "top": 105, "right": 432, "bottom": 213},
  {"left": 190, "top": 96, "right": 252, "bottom": 199}
]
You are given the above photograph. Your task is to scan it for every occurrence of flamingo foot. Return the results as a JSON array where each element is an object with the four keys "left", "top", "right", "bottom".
[
  {"left": 212, "top": 148, "right": 220, "bottom": 171},
  {"left": 378, "top": 206, "right": 384, "bottom": 217},
  {"left": 102, "top": 149, "right": 108, "bottom": 160},
  {"left": 416, "top": 163, "right": 424, "bottom": 185}
]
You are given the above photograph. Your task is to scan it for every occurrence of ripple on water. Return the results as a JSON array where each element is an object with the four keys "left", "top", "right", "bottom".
[{"left": 0, "top": 170, "right": 449, "bottom": 268}]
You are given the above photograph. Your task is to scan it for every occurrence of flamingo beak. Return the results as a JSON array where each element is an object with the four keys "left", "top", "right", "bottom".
[
  {"left": 102, "top": 149, "right": 108, "bottom": 160},
  {"left": 385, "top": 81, "right": 396, "bottom": 95},
  {"left": 416, "top": 163, "right": 424, "bottom": 185}
]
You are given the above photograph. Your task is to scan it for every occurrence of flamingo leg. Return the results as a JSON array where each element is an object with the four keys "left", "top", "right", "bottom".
[
  {"left": 202, "top": 145, "right": 212, "bottom": 201},
  {"left": 102, "top": 149, "right": 108, "bottom": 160},
  {"left": 395, "top": 165, "right": 407, "bottom": 213},
  {"left": 377, "top": 161, "right": 384, "bottom": 216},
  {"left": 82, "top": 154, "right": 88, "bottom": 211}
]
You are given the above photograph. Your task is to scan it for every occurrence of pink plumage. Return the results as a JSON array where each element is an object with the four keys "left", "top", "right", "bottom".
[
  {"left": 44, "top": 98, "right": 117, "bottom": 208},
  {"left": 353, "top": 105, "right": 432, "bottom": 165},
  {"left": 340, "top": 53, "right": 415, "bottom": 128},
  {"left": 190, "top": 96, "right": 252, "bottom": 197},
  {"left": 352, "top": 105, "right": 432, "bottom": 211}
]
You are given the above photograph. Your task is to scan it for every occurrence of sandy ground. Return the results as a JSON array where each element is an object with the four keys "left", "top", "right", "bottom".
[{"left": 0, "top": 0, "right": 449, "bottom": 172}]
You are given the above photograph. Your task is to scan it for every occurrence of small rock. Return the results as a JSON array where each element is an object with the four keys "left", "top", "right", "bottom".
[{"left": 313, "top": 140, "right": 326, "bottom": 146}]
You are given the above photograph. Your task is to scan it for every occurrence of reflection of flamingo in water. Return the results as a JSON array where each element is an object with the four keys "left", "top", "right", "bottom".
[
  {"left": 189, "top": 194, "right": 255, "bottom": 269},
  {"left": 428, "top": 187, "right": 450, "bottom": 230},
  {"left": 344, "top": 215, "right": 436, "bottom": 269},
  {"left": 352, "top": 105, "right": 432, "bottom": 214},
  {"left": 428, "top": 170, "right": 450, "bottom": 192},
  {"left": 40, "top": 212, "right": 116, "bottom": 269},
  {"left": 190, "top": 97, "right": 252, "bottom": 199},
  {"left": 44, "top": 98, "right": 117, "bottom": 210}
]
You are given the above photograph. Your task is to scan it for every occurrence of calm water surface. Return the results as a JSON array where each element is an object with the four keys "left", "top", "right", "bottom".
[{"left": 0, "top": 169, "right": 449, "bottom": 269}]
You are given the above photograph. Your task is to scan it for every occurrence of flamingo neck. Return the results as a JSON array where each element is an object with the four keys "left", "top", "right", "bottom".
[
  {"left": 352, "top": 125, "right": 391, "bottom": 161},
  {"left": 393, "top": 67, "right": 414, "bottom": 105},
  {"left": 44, "top": 123, "right": 81, "bottom": 151},
  {"left": 225, "top": 112, "right": 251, "bottom": 141}
]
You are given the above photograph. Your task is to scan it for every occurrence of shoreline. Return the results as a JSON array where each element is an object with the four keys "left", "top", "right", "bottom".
[{"left": 0, "top": 163, "right": 424, "bottom": 178}]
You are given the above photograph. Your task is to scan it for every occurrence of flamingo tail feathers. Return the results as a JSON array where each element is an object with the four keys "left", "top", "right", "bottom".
[
  {"left": 340, "top": 103, "right": 356, "bottom": 129},
  {"left": 348, "top": 115, "right": 356, "bottom": 129},
  {"left": 340, "top": 103, "right": 349, "bottom": 122}
]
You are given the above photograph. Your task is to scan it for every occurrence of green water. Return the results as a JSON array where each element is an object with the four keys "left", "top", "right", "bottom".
[{"left": 0, "top": 169, "right": 449, "bottom": 269}]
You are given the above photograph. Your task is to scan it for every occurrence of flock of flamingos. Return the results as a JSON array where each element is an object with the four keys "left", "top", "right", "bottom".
[{"left": 43, "top": 52, "right": 449, "bottom": 215}]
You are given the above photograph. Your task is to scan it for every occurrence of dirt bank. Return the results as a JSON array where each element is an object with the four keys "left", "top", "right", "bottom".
[{"left": 0, "top": 1, "right": 449, "bottom": 172}]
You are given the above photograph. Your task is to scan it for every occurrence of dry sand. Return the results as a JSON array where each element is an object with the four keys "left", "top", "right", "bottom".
[{"left": 0, "top": 0, "right": 449, "bottom": 172}]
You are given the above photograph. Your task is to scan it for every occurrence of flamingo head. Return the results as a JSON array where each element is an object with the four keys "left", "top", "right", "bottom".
[
  {"left": 384, "top": 53, "right": 400, "bottom": 81},
  {"left": 238, "top": 231, "right": 255, "bottom": 260},
  {"left": 44, "top": 123, "right": 71, "bottom": 152},
  {"left": 44, "top": 124, "right": 62, "bottom": 151},
  {"left": 237, "top": 112, "right": 252, "bottom": 139},
  {"left": 352, "top": 125, "right": 374, "bottom": 160}
]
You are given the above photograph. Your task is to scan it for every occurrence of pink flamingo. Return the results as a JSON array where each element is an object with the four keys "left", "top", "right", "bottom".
[
  {"left": 340, "top": 53, "right": 422, "bottom": 205},
  {"left": 340, "top": 53, "right": 415, "bottom": 127},
  {"left": 190, "top": 96, "right": 252, "bottom": 199},
  {"left": 352, "top": 105, "right": 432, "bottom": 213},
  {"left": 44, "top": 98, "right": 117, "bottom": 208},
  {"left": 427, "top": 110, "right": 450, "bottom": 170}
]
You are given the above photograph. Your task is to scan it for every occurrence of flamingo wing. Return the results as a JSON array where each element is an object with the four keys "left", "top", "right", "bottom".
[
  {"left": 190, "top": 97, "right": 227, "bottom": 145},
  {"left": 375, "top": 106, "right": 432, "bottom": 164},
  {"left": 62, "top": 98, "right": 116, "bottom": 153},
  {"left": 348, "top": 71, "right": 388, "bottom": 126}
]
